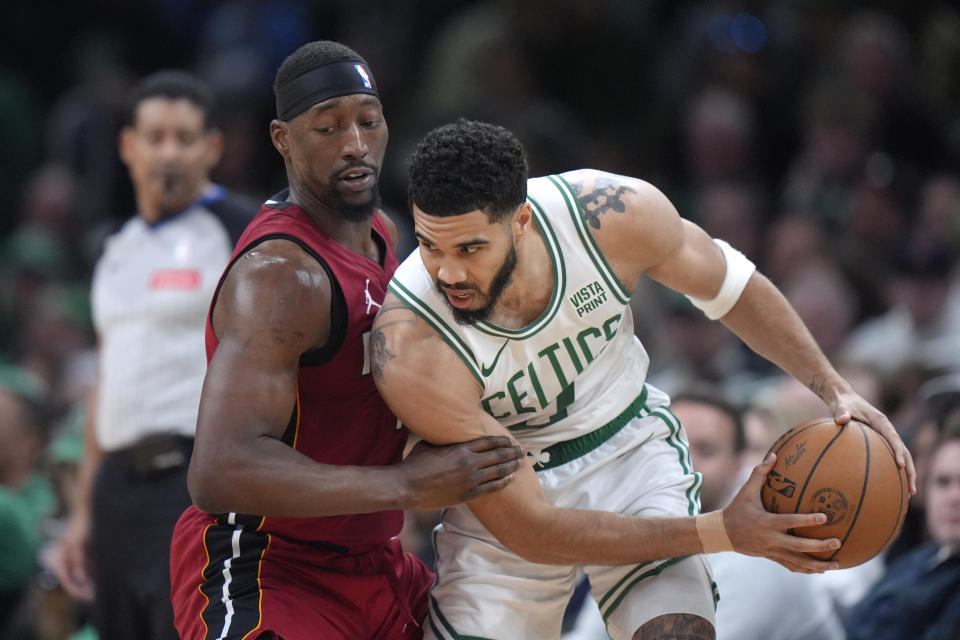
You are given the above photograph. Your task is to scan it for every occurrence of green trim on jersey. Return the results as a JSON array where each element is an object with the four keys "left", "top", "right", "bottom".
[
  {"left": 473, "top": 195, "right": 566, "bottom": 339},
  {"left": 531, "top": 386, "right": 649, "bottom": 471},
  {"left": 594, "top": 405, "right": 701, "bottom": 621},
  {"left": 388, "top": 279, "right": 484, "bottom": 385},
  {"left": 598, "top": 556, "right": 686, "bottom": 622},
  {"left": 653, "top": 407, "right": 703, "bottom": 515},
  {"left": 549, "top": 174, "right": 632, "bottom": 304},
  {"left": 429, "top": 523, "right": 497, "bottom": 640},
  {"left": 428, "top": 594, "right": 497, "bottom": 640}
]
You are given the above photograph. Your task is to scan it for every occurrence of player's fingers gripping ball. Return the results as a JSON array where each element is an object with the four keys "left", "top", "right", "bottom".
[{"left": 760, "top": 418, "right": 910, "bottom": 569}]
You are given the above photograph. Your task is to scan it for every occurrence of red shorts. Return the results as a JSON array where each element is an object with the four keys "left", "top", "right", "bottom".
[{"left": 171, "top": 508, "right": 434, "bottom": 640}]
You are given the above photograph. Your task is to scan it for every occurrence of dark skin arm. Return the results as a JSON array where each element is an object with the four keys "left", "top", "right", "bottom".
[{"left": 187, "top": 237, "right": 522, "bottom": 516}]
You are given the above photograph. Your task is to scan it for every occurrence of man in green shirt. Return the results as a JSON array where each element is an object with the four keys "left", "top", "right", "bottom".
[{"left": 0, "top": 363, "right": 55, "bottom": 629}]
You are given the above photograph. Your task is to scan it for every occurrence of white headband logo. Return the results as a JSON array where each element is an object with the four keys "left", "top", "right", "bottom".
[{"left": 355, "top": 64, "right": 372, "bottom": 89}]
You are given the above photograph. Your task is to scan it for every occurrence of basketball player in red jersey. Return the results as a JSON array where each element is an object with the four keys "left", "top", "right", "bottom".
[{"left": 169, "top": 41, "right": 523, "bottom": 640}]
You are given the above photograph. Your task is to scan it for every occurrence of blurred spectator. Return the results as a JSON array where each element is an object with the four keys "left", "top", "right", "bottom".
[
  {"left": 914, "top": 175, "right": 960, "bottom": 255},
  {"left": 672, "top": 387, "right": 845, "bottom": 640},
  {"left": 683, "top": 86, "right": 759, "bottom": 188},
  {"left": 842, "top": 233, "right": 960, "bottom": 377},
  {"left": 52, "top": 70, "right": 255, "bottom": 640},
  {"left": 646, "top": 300, "right": 752, "bottom": 399},
  {"left": 0, "top": 227, "right": 68, "bottom": 355},
  {"left": 838, "top": 11, "right": 952, "bottom": 181},
  {"left": 692, "top": 181, "right": 765, "bottom": 264},
  {"left": 845, "top": 418, "right": 960, "bottom": 640},
  {"left": 839, "top": 176, "right": 909, "bottom": 317},
  {"left": 742, "top": 403, "right": 783, "bottom": 467},
  {"left": 411, "top": 0, "right": 589, "bottom": 176},
  {"left": 0, "top": 363, "right": 55, "bottom": 638},
  {"left": 17, "top": 163, "right": 81, "bottom": 260},
  {"left": 43, "top": 32, "right": 135, "bottom": 231},
  {"left": 886, "top": 374, "right": 960, "bottom": 564},
  {"left": 781, "top": 79, "right": 868, "bottom": 231},
  {"left": 780, "top": 260, "right": 858, "bottom": 360},
  {"left": 0, "top": 69, "right": 42, "bottom": 233},
  {"left": 761, "top": 214, "right": 829, "bottom": 285}
]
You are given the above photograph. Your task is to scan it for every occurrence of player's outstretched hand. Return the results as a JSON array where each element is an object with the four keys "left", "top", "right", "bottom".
[
  {"left": 722, "top": 453, "right": 840, "bottom": 574},
  {"left": 403, "top": 436, "right": 523, "bottom": 510}
]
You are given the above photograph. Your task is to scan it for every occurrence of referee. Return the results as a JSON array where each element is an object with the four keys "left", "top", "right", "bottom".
[{"left": 53, "top": 70, "right": 255, "bottom": 640}]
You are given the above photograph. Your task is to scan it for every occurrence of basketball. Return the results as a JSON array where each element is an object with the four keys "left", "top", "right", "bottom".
[{"left": 760, "top": 418, "right": 909, "bottom": 569}]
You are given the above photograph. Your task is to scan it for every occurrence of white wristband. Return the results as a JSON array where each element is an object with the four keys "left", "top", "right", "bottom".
[{"left": 685, "top": 239, "right": 756, "bottom": 320}]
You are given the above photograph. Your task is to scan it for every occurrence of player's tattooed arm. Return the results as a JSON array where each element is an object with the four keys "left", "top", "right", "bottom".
[
  {"left": 567, "top": 173, "right": 637, "bottom": 230},
  {"left": 808, "top": 374, "right": 826, "bottom": 399},
  {"left": 369, "top": 329, "right": 393, "bottom": 380},
  {"left": 370, "top": 301, "right": 414, "bottom": 379}
]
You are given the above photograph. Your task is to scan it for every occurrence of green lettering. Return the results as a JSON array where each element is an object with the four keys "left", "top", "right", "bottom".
[
  {"left": 576, "top": 326, "right": 602, "bottom": 364},
  {"left": 527, "top": 363, "right": 548, "bottom": 409},
  {"left": 512, "top": 381, "right": 576, "bottom": 430},
  {"left": 538, "top": 343, "right": 570, "bottom": 388},
  {"left": 562, "top": 337, "right": 583, "bottom": 374},
  {"left": 547, "top": 382, "right": 576, "bottom": 425},
  {"left": 481, "top": 391, "right": 511, "bottom": 419},
  {"left": 507, "top": 370, "right": 536, "bottom": 415},
  {"left": 602, "top": 313, "right": 622, "bottom": 341}
]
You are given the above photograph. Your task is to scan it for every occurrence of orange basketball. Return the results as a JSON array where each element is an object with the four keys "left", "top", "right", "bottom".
[{"left": 760, "top": 418, "right": 909, "bottom": 569}]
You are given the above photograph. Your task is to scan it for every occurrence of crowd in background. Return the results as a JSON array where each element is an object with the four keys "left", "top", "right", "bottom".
[{"left": 1, "top": 1, "right": 959, "bottom": 638}]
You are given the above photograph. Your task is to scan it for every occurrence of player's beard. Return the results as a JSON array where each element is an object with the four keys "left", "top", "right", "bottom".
[
  {"left": 438, "top": 242, "right": 518, "bottom": 325},
  {"left": 322, "top": 161, "right": 382, "bottom": 222},
  {"left": 329, "top": 186, "right": 381, "bottom": 222}
]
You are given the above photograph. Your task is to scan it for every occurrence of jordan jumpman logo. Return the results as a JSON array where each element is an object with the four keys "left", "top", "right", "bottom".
[{"left": 364, "top": 278, "right": 383, "bottom": 314}]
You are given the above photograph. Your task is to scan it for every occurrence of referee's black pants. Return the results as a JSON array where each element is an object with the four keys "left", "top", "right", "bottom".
[{"left": 90, "top": 437, "right": 193, "bottom": 640}]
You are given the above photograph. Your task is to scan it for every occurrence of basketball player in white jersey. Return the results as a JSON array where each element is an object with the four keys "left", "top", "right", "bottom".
[{"left": 371, "top": 120, "right": 916, "bottom": 640}]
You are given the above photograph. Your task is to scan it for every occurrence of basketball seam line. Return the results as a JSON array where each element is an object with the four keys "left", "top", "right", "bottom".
[
  {"left": 830, "top": 422, "right": 871, "bottom": 561},
  {"left": 790, "top": 423, "right": 848, "bottom": 518}
]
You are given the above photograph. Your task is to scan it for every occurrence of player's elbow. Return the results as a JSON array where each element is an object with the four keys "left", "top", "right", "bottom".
[{"left": 187, "top": 457, "right": 229, "bottom": 514}]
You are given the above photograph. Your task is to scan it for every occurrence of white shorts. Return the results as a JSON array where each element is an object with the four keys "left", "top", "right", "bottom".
[{"left": 424, "top": 404, "right": 718, "bottom": 640}]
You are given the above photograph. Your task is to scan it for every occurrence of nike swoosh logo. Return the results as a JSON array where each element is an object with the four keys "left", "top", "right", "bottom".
[{"left": 480, "top": 340, "right": 510, "bottom": 377}]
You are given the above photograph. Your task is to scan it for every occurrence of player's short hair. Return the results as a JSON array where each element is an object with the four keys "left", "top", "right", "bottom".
[
  {"left": 125, "top": 70, "right": 218, "bottom": 129},
  {"left": 409, "top": 119, "right": 528, "bottom": 223},
  {"left": 275, "top": 40, "right": 368, "bottom": 89},
  {"left": 671, "top": 387, "right": 746, "bottom": 453}
]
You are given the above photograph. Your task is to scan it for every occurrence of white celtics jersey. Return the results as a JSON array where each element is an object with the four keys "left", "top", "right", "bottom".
[{"left": 391, "top": 175, "right": 666, "bottom": 453}]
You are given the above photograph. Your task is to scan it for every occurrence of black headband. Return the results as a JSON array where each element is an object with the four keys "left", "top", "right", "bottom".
[{"left": 275, "top": 60, "right": 379, "bottom": 121}]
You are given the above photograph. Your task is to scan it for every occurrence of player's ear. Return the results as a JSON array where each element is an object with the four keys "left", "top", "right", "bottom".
[
  {"left": 270, "top": 120, "right": 290, "bottom": 158},
  {"left": 513, "top": 203, "right": 533, "bottom": 237}
]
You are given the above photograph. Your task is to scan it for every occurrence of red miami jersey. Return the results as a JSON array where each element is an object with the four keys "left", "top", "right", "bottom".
[{"left": 200, "top": 192, "right": 403, "bottom": 545}]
